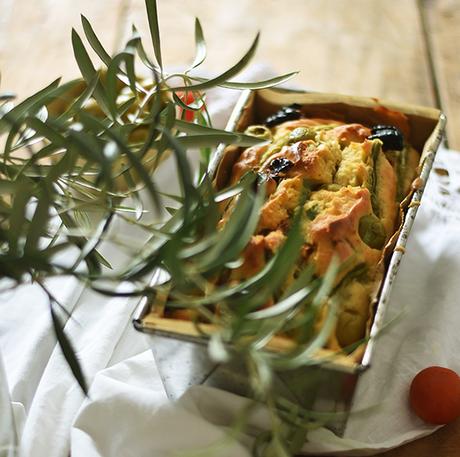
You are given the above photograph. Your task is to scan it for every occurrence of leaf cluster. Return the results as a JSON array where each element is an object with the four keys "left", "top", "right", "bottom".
[{"left": 0, "top": 2, "right": 344, "bottom": 455}]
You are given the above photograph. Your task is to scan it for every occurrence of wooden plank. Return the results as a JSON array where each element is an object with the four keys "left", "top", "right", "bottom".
[
  {"left": 0, "top": 0, "right": 128, "bottom": 99},
  {"left": 122, "top": 0, "right": 435, "bottom": 107},
  {"left": 422, "top": 0, "right": 460, "bottom": 149},
  {"left": 383, "top": 421, "right": 460, "bottom": 457}
]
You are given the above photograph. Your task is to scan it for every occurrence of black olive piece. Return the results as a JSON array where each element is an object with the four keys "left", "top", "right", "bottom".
[
  {"left": 371, "top": 124, "right": 401, "bottom": 135},
  {"left": 368, "top": 128, "right": 404, "bottom": 151},
  {"left": 281, "top": 104, "right": 301, "bottom": 113},
  {"left": 264, "top": 104, "right": 302, "bottom": 127},
  {"left": 269, "top": 157, "right": 294, "bottom": 175}
]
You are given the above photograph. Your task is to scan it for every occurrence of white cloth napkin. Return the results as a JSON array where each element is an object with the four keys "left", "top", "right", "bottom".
[{"left": 1, "top": 67, "right": 460, "bottom": 456}]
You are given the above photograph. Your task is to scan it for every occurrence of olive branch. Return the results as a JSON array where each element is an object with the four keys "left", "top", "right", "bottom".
[{"left": 0, "top": 2, "right": 349, "bottom": 455}]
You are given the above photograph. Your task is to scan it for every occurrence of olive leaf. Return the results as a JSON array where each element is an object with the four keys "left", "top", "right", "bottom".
[
  {"left": 0, "top": 78, "right": 60, "bottom": 134},
  {"left": 8, "top": 179, "right": 33, "bottom": 254},
  {"left": 172, "top": 91, "right": 204, "bottom": 112},
  {"left": 174, "top": 119, "right": 263, "bottom": 146},
  {"left": 144, "top": 0, "right": 163, "bottom": 70},
  {"left": 190, "top": 71, "right": 299, "bottom": 90},
  {"left": 81, "top": 14, "right": 112, "bottom": 67},
  {"left": 0, "top": 2, "right": 343, "bottom": 453},
  {"left": 106, "top": 50, "right": 137, "bottom": 116},
  {"left": 71, "top": 29, "right": 114, "bottom": 119},
  {"left": 57, "top": 74, "right": 99, "bottom": 122},
  {"left": 172, "top": 32, "right": 261, "bottom": 91},
  {"left": 49, "top": 299, "right": 88, "bottom": 395},
  {"left": 131, "top": 24, "right": 158, "bottom": 71},
  {"left": 189, "top": 18, "right": 207, "bottom": 71},
  {"left": 24, "top": 185, "right": 52, "bottom": 253}
]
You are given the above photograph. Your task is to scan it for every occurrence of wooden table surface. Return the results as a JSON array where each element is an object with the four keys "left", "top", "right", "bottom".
[{"left": 1, "top": 0, "right": 459, "bottom": 455}]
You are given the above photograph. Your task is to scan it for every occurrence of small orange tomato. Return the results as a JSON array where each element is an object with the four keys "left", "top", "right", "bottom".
[
  {"left": 175, "top": 90, "right": 203, "bottom": 122},
  {"left": 409, "top": 366, "right": 460, "bottom": 425}
]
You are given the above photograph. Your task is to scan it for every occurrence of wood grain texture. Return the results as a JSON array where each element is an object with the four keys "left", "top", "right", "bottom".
[
  {"left": 0, "top": 0, "right": 128, "bottom": 99},
  {"left": 422, "top": 0, "right": 460, "bottom": 149},
  {"left": 382, "top": 420, "right": 460, "bottom": 457},
  {"left": 123, "top": 0, "right": 435, "bottom": 106}
]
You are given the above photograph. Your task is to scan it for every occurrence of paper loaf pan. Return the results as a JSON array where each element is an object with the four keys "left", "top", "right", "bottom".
[{"left": 133, "top": 89, "right": 446, "bottom": 435}]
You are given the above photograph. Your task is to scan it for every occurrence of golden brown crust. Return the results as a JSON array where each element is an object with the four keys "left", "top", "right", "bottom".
[
  {"left": 230, "top": 144, "right": 268, "bottom": 184},
  {"left": 326, "top": 123, "right": 371, "bottom": 147},
  {"left": 264, "top": 230, "right": 286, "bottom": 253},
  {"left": 334, "top": 140, "right": 372, "bottom": 187},
  {"left": 273, "top": 118, "right": 342, "bottom": 136},
  {"left": 258, "top": 176, "right": 303, "bottom": 231},
  {"left": 306, "top": 186, "right": 381, "bottom": 276},
  {"left": 259, "top": 140, "right": 341, "bottom": 184},
  {"left": 218, "top": 114, "right": 417, "bottom": 349},
  {"left": 230, "top": 235, "right": 266, "bottom": 282}
]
